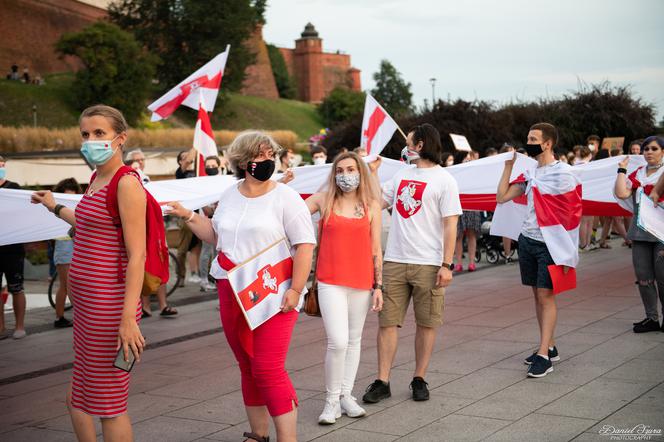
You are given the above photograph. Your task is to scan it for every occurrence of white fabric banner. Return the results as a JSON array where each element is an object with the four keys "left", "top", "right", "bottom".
[{"left": 636, "top": 189, "right": 664, "bottom": 244}]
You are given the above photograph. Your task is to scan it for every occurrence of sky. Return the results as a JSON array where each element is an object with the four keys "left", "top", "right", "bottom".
[{"left": 263, "top": 0, "right": 664, "bottom": 121}]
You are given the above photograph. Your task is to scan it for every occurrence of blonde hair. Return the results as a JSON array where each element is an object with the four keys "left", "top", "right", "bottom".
[
  {"left": 79, "top": 104, "right": 128, "bottom": 135},
  {"left": 321, "top": 151, "right": 378, "bottom": 223},
  {"left": 227, "top": 130, "right": 281, "bottom": 178}
]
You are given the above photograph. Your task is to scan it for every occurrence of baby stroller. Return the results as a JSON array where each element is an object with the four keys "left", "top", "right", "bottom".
[{"left": 475, "top": 220, "right": 517, "bottom": 264}]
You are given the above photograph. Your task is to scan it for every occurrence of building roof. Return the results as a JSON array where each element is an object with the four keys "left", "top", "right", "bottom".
[{"left": 300, "top": 22, "right": 319, "bottom": 38}]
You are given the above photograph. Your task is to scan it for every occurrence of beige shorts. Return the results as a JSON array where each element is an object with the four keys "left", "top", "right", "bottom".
[{"left": 379, "top": 261, "right": 445, "bottom": 328}]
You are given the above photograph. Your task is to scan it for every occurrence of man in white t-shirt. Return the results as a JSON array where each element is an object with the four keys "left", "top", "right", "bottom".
[
  {"left": 363, "top": 123, "right": 461, "bottom": 403},
  {"left": 497, "top": 122, "right": 574, "bottom": 378}
]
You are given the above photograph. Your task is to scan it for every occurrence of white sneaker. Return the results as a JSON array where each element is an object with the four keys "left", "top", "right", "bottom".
[
  {"left": 186, "top": 274, "right": 201, "bottom": 284},
  {"left": 200, "top": 281, "right": 216, "bottom": 292},
  {"left": 12, "top": 329, "right": 27, "bottom": 339},
  {"left": 340, "top": 395, "right": 366, "bottom": 418},
  {"left": 318, "top": 399, "right": 341, "bottom": 425}
]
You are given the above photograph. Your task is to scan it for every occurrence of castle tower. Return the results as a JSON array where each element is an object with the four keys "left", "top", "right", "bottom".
[{"left": 294, "top": 23, "right": 324, "bottom": 103}]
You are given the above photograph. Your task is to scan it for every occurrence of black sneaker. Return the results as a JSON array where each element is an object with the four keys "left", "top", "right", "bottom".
[
  {"left": 54, "top": 317, "right": 73, "bottom": 328},
  {"left": 362, "top": 379, "right": 391, "bottom": 403},
  {"left": 633, "top": 318, "right": 649, "bottom": 326},
  {"left": 527, "top": 355, "right": 553, "bottom": 378},
  {"left": 633, "top": 318, "right": 660, "bottom": 333},
  {"left": 410, "top": 377, "right": 430, "bottom": 401},
  {"left": 524, "top": 346, "right": 560, "bottom": 364}
]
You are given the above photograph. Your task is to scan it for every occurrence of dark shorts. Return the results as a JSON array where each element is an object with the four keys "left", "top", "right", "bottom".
[
  {"left": 518, "top": 234, "right": 554, "bottom": 289},
  {"left": 0, "top": 253, "right": 25, "bottom": 294}
]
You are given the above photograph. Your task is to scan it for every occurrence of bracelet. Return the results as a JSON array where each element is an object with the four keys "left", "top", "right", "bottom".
[
  {"left": 184, "top": 211, "right": 195, "bottom": 222},
  {"left": 617, "top": 168, "right": 627, "bottom": 174},
  {"left": 53, "top": 204, "right": 65, "bottom": 218}
]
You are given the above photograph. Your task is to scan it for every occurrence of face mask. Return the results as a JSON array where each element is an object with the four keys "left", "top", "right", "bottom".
[
  {"left": 81, "top": 135, "right": 120, "bottom": 166},
  {"left": 288, "top": 159, "right": 296, "bottom": 168},
  {"left": 401, "top": 146, "right": 420, "bottom": 164},
  {"left": 525, "top": 143, "right": 543, "bottom": 158},
  {"left": 0, "top": 167, "right": 5, "bottom": 180},
  {"left": 205, "top": 167, "right": 219, "bottom": 176},
  {"left": 247, "top": 159, "right": 275, "bottom": 182},
  {"left": 588, "top": 144, "right": 596, "bottom": 152},
  {"left": 313, "top": 157, "right": 326, "bottom": 166},
  {"left": 335, "top": 173, "right": 360, "bottom": 192}
]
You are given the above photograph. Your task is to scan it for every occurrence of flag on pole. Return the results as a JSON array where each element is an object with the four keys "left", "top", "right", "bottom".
[
  {"left": 226, "top": 238, "right": 304, "bottom": 330},
  {"left": 360, "top": 94, "right": 399, "bottom": 156},
  {"left": 193, "top": 94, "right": 217, "bottom": 176},
  {"left": 147, "top": 45, "right": 230, "bottom": 121}
]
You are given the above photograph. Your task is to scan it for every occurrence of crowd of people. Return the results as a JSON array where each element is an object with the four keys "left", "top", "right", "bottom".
[{"left": 0, "top": 102, "right": 661, "bottom": 442}]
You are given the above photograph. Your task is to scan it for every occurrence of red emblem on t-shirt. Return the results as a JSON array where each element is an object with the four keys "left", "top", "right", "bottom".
[{"left": 396, "top": 180, "right": 427, "bottom": 218}]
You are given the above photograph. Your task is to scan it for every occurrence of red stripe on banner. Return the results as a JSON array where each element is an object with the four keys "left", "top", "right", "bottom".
[
  {"left": 459, "top": 193, "right": 527, "bottom": 212},
  {"left": 582, "top": 200, "right": 632, "bottom": 217},
  {"left": 533, "top": 185, "right": 583, "bottom": 229},
  {"left": 154, "top": 94, "right": 187, "bottom": 119},
  {"left": 198, "top": 105, "right": 214, "bottom": 139},
  {"left": 363, "top": 107, "right": 387, "bottom": 154}
]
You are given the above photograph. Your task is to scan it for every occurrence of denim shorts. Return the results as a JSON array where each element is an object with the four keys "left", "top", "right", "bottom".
[
  {"left": 518, "top": 234, "right": 554, "bottom": 289},
  {"left": 54, "top": 239, "right": 74, "bottom": 265}
]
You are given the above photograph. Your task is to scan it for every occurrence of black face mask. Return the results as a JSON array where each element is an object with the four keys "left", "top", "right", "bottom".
[
  {"left": 205, "top": 167, "right": 219, "bottom": 176},
  {"left": 246, "top": 159, "right": 275, "bottom": 182},
  {"left": 525, "top": 143, "right": 543, "bottom": 158}
]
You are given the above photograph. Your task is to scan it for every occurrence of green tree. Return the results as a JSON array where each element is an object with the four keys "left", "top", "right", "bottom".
[
  {"left": 317, "top": 87, "right": 365, "bottom": 127},
  {"left": 56, "top": 21, "right": 156, "bottom": 125},
  {"left": 109, "top": 0, "right": 265, "bottom": 92},
  {"left": 266, "top": 44, "right": 296, "bottom": 99},
  {"left": 371, "top": 60, "right": 413, "bottom": 117}
]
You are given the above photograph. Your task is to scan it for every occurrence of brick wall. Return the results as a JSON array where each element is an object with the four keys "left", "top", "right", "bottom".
[
  {"left": 0, "top": 0, "right": 106, "bottom": 77},
  {"left": 240, "top": 24, "right": 279, "bottom": 100}
]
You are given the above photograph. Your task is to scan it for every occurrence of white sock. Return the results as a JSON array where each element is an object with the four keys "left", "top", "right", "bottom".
[
  {"left": 537, "top": 354, "right": 550, "bottom": 360},
  {"left": 548, "top": 346, "right": 555, "bottom": 351}
]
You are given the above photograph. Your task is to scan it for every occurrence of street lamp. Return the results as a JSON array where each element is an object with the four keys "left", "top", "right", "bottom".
[{"left": 429, "top": 78, "right": 437, "bottom": 107}]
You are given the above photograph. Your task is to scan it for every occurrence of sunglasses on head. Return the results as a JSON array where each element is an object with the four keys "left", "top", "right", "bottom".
[{"left": 643, "top": 146, "right": 661, "bottom": 152}]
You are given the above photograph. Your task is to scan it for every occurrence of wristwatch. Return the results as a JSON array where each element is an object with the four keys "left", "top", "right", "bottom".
[
  {"left": 372, "top": 283, "right": 383, "bottom": 290},
  {"left": 441, "top": 262, "right": 454, "bottom": 270}
]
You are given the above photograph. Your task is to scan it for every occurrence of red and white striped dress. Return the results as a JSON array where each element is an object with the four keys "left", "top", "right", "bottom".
[{"left": 68, "top": 182, "right": 141, "bottom": 418}]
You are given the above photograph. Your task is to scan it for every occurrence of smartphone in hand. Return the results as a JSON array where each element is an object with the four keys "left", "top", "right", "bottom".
[{"left": 113, "top": 346, "right": 136, "bottom": 372}]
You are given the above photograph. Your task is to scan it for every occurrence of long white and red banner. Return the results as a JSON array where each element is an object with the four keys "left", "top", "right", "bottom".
[{"left": 0, "top": 154, "right": 648, "bottom": 246}]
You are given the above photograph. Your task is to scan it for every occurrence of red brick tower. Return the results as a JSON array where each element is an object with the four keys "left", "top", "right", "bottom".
[{"left": 294, "top": 23, "right": 324, "bottom": 103}]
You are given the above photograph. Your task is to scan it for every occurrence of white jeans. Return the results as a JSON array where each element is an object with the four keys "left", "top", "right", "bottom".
[{"left": 318, "top": 281, "right": 372, "bottom": 401}]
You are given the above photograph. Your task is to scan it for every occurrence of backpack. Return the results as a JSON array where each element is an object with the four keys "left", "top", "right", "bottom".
[{"left": 91, "top": 166, "right": 170, "bottom": 295}]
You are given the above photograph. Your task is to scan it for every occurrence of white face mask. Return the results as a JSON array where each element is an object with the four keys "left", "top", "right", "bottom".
[
  {"left": 313, "top": 157, "right": 326, "bottom": 166},
  {"left": 588, "top": 144, "right": 596, "bottom": 152}
]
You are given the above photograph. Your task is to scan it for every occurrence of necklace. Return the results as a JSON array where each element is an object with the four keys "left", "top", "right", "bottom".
[{"left": 646, "top": 163, "right": 663, "bottom": 170}]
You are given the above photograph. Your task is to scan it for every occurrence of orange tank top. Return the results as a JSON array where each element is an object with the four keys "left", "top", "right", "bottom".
[{"left": 316, "top": 209, "right": 373, "bottom": 290}]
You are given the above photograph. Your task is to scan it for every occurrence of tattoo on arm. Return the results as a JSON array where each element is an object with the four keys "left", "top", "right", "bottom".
[{"left": 373, "top": 255, "right": 382, "bottom": 285}]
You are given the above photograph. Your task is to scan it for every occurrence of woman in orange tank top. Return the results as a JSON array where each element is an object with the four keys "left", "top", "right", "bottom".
[{"left": 305, "top": 151, "right": 383, "bottom": 425}]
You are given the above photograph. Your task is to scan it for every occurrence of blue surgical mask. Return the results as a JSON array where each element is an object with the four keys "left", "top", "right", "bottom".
[
  {"left": 81, "top": 135, "right": 120, "bottom": 166},
  {"left": 0, "top": 167, "right": 5, "bottom": 180}
]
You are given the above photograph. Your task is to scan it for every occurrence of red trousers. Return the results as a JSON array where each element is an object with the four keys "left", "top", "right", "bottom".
[{"left": 217, "top": 279, "right": 299, "bottom": 416}]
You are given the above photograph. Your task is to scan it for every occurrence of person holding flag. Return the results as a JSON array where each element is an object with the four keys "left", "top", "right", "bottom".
[
  {"left": 363, "top": 123, "right": 461, "bottom": 404},
  {"left": 164, "top": 131, "right": 315, "bottom": 442},
  {"left": 496, "top": 122, "right": 582, "bottom": 378}
]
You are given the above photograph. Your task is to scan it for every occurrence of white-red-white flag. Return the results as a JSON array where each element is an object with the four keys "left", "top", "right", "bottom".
[
  {"left": 360, "top": 94, "right": 399, "bottom": 156},
  {"left": 193, "top": 95, "right": 217, "bottom": 176},
  {"left": 226, "top": 239, "right": 302, "bottom": 330},
  {"left": 147, "top": 45, "right": 230, "bottom": 122}
]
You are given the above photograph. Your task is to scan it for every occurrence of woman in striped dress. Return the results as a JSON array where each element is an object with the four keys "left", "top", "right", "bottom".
[{"left": 32, "top": 105, "right": 146, "bottom": 441}]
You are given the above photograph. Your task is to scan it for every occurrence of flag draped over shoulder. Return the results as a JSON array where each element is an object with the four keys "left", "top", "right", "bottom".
[
  {"left": 147, "top": 46, "right": 230, "bottom": 122},
  {"left": 360, "top": 95, "right": 399, "bottom": 156},
  {"left": 529, "top": 165, "right": 583, "bottom": 267}
]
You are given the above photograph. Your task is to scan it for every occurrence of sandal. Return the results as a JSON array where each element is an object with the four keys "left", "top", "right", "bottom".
[
  {"left": 141, "top": 309, "right": 152, "bottom": 318},
  {"left": 243, "top": 432, "right": 269, "bottom": 442},
  {"left": 160, "top": 305, "right": 178, "bottom": 317}
]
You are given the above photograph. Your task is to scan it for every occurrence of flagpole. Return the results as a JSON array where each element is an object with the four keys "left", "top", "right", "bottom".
[{"left": 396, "top": 126, "right": 407, "bottom": 141}]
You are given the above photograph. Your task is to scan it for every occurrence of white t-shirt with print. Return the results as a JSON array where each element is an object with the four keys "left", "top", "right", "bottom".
[
  {"left": 209, "top": 182, "right": 316, "bottom": 280},
  {"left": 382, "top": 165, "right": 462, "bottom": 266}
]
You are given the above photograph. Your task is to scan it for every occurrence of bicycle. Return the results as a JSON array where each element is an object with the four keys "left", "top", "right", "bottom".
[
  {"left": 47, "top": 272, "right": 73, "bottom": 311},
  {"left": 166, "top": 249, "right": 183, "bottom": 296}
]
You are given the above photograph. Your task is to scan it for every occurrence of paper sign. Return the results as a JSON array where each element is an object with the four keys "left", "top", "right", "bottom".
[
  {"left": 601, "top": 137, "right": 625, "bottom": 151},
  {"left": 636, "top": 190, "right": 664, "bottom": 244},
  {"left": 547, "top": 265, "right": 577, "bottom": 295},
  {"left": 450, "top": 133, "right": 472, "bottom": 152}
]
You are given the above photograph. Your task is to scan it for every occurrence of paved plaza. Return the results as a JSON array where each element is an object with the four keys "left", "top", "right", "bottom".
[{"left": 1, "top": 241, "right": 663, "bottom": 441}]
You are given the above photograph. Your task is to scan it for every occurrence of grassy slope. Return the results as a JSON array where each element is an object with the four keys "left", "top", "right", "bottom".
[{"left": 0, "top": 74, "right": 323, "bottom": 140}]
